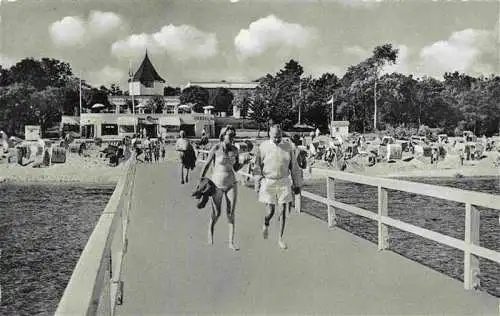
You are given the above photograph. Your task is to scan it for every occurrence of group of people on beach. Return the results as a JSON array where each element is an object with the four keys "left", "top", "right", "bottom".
[{"left": 176, "top": 124, "right": 303, "bottom": 251}]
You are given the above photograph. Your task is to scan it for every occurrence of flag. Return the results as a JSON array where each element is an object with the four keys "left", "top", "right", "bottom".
[{"left": 326, "top": 95, "right": 334, "bottom": 105}]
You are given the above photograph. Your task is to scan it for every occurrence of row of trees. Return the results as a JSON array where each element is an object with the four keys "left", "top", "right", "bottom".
[
  {"left": 0, "top": 58, "right": 124, "bottom": 135},
  {"left": 247, "top": 44, "right": 500, "bottom": 136}
]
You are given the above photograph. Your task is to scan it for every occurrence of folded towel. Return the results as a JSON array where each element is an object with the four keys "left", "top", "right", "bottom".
[{"left": 191, "top": 177, "right": 216, "bottom": 209}]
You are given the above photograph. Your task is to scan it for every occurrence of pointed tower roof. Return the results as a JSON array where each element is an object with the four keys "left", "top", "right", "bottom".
[{"left": 132, "top": 52, "right": 165, "bottom": 83}]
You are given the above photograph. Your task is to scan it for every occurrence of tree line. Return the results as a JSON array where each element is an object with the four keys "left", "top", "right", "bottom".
[{"left": 248, "top": 44, "right": 500, "bottom": 137}]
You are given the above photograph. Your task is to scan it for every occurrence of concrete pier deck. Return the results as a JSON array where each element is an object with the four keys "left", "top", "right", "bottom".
[{"left": 115, "top": 161, "right": 498, "bottom": 315}]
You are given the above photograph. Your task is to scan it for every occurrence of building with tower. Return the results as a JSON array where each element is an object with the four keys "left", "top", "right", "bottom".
[{"left": 77, "top": 53, "right": 215, "bottom": 140}]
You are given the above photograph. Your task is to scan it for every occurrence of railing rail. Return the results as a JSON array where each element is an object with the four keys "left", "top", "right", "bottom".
[
  {"left": 197, "top": 148, "right": 500, "bottom": 291},
  {"left": 55, "top": 154, "right": 137, "bottom": 316}
]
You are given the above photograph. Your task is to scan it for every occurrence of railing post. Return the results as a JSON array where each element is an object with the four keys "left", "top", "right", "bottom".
[
  {"left": 327, "top": 177, "right": 337, "bottom": 227},
  {"left": 464, "top": 203, "right": 480, "bottom": 290},
  {"left": 377, "top": 186, "right": 389, "bottom": 251}
]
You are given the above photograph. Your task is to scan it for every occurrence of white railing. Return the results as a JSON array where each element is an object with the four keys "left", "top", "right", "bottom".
[
  {"left": 197, "top": 148, "right": 500, "bottom": 291},
  {"left": 55, "top": 155, "right": 137, "bottom": 316}
]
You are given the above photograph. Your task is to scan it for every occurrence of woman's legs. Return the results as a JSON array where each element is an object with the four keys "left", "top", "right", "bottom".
[
  {"left": 225, "top": 185, "right": 239, "bottom": 251},
  {"left": 209, "top": 189, "right": 223, "bottom": 245}
]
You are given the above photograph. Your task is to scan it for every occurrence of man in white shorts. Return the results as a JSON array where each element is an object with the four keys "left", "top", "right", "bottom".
[{"left": 253, "top": 124, "right": 302, "bottom": 250}]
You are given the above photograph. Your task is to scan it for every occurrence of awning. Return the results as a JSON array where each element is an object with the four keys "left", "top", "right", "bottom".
[
  {"left": 159, "top": 116, "right": 181, "bottom": 126},
  {"left": 61, "top": 116, "right": 80, "bottom": 125},
  {"left": 180, "top": 115, "right": 196, "bottom": 125},
  {"left": 117, "top": 116, "right": 137, "bottom": 125}
]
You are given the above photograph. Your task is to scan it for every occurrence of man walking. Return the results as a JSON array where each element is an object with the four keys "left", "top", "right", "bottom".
[{"left": 253, "top": 124, "right": 302, "bottom": 250}]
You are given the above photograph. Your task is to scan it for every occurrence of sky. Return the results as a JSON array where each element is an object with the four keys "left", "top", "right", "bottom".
[{"left": 0, "top": 0, "right": 499, "bottom": 89}]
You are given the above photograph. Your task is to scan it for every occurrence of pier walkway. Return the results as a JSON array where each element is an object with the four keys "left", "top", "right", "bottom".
[{"left": 111, "top": 161, "right": 496, "bottom": 315}]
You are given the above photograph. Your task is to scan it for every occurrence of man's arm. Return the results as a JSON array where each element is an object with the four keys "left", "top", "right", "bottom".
[
  {"left": 289, "top": 147, "right": 303, "bottom": 192},
  {"left": 252, "top": 145, "right": 264, "bottom": 191}
]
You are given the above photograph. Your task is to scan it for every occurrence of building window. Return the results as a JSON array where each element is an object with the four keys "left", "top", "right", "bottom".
[
  {"left": 144, "top": 81, "right": 154, "bottom": 88},
  {"left": 101, "top": 124, "right": 118, "bottom": 136}
]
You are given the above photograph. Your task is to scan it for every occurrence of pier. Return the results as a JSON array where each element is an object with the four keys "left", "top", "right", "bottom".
[{"left": 55, "top": 153, "right": 500, "bottom": 315}]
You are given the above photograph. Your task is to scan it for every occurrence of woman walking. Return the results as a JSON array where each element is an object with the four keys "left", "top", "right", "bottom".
[{"left": 199, "top": 126, "right": 248, "bottom": 251}]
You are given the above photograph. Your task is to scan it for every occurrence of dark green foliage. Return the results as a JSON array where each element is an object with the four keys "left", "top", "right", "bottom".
[{"left": 180, "top": 86, "right": 209, "bottom": 113}]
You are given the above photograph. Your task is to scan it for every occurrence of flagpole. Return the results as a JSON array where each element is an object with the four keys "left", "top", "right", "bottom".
[
  {"left": 79, "top": 74, "right": 82, "bottom": 135},
  {"left": 129, "top": 61, "right": 136, "bottom": 134}
]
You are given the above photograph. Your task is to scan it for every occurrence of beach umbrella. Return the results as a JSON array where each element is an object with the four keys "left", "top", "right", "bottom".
[
  {"left": 136, "top": 102, "right": 147, "bottom": 109},
  {"left": 92, "top": 103, "right": 105, "bottom": 109},
  {"left": 178, "top": 104, "right": 192, "bottom": 110},
  {"left": 291, "top": 123, "right": 315, "bottom": 132},
  {"left": 203, "top": 105, "right": 215, "bottom": 110}
]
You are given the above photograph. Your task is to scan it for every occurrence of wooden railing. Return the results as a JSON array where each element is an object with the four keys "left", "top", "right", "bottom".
[
  {"left": 197, "top": 148, "right": 500, "bottom": 291},
  {"left": 55, "top": 155, "right": 137, "bottom": 316}
]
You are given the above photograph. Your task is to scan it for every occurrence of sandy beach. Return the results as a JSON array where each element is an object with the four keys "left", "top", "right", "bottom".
[
  {"left": 1, "top": 144, "right": 498, "bottom": 185},
  {"left": 0, "top": 149, "right": 127, "bottom": 184},
  {"left": 303, "top": 151, "right": 499, "bottom": 180}
]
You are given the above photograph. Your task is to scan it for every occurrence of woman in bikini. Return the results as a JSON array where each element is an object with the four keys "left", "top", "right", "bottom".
[{"left": 199, "top": 126, "right": 248, "bottom": 251}]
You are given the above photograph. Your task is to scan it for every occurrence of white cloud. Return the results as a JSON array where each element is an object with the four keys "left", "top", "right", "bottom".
[
  {"left": 419, "top": 28, "right": 494, "bottom": 76},
  {"left": 88, "top": 11, "right": 124, "bottom": 37},
  {"left": 49, "top": 11, "right": 124, "bottom": 47},
  {"left": 234, "top": 15, "right": 317, "bottom": 58},
  {"left": 0, "top": 54, "right": 16, "bottom": 67},
  {"left": 49, "top": 16, "right": 87, "bottom": 47},
  {"left": 87, "top": 66, "right": 124, "bottom": 87},
  {"left": 344, "top": 45, "right": 371, "bottom": 61},
  {"left": 111, "top": 24, "right": 218, "bottom": 61},
  {"left": 152, "top": 25, "right": 218, "bottom": 60}
]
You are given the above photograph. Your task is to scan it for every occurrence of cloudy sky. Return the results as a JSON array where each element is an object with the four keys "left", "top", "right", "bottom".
[{"left": 0, "top": 0, "right": 498, "bottom": 88}]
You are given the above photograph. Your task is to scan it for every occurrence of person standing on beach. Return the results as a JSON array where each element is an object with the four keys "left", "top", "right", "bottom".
[
  {"left": 199, "top": 125, "right": 249, "bottom": 251},
  {"left": 253, "top": 124, "right": 302, "bottom": 250},
  {"left": 176, "top": 130, "right": 191, "bottom": 184}
]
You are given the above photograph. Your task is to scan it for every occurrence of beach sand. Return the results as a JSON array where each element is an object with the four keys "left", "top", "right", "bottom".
[
  {"left": 304, "top": 151, "right": 499, "bottom": 180},
  {"left": 0, "top": 149, "right": 127, "bottom": 184}
]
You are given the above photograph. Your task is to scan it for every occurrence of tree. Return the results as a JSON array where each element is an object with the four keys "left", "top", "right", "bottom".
[
  {"left": 9, "top": 58, "right": 72, "bottom": 89},
  {"left": 209, "top": 87, "right": 234, "bottom": 114},
  {"left": 84, "top": 86, "right": 111, "bottom": 111},
  {"left": 252, "top": 60, "right": 305, "bottom": 129},
  {"left": 249, "top": 95, "right": 270, "bottom": 137},
  {"left": 300, "top": 73, "right": 341, "bottom": 131},
  {"left": 147, "top": 95, "right": 165, "bottom": 113},
  {"left": 164, "top": 86, "right": 181, "bottom": 96},
  {"left": 29, "top": 86, "right": 65, "bottom": 130},
  {"left": 0, "top": 83, "right": 36, "bottom": 135},
  {"left": 338, "top": 44, "right": 399, "bottom": 132},
  {"left": 233, "top": 91, "right": 253, "bottom": 118},
  {"left": 109, "top": 83, "right": 123, "bottom": 96},
  {"left": 180, "top": 86, "right": 209, "bottom": 113}
]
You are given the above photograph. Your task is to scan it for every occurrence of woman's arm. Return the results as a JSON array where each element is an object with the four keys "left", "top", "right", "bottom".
[{"left": 200, "top": 145, "right": 217, "bottom": 178}]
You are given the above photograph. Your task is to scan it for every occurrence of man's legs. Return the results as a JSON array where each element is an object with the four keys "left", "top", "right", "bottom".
[
  {"left": 263, "top": 203, "right": 275, "bottom": 239},
  {"left": 180, "top": 164, "right": 185, "bottom": 184},
  {"left": 185, "top": 167, "right": 189, "bottom": 183},
  {"left": 278, "top": 203, "right": 288, "bottom": 249}
]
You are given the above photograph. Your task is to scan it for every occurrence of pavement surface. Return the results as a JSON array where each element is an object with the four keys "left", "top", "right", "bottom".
[{"left": 116, "top": 160, "right": 498, "bottom": 315}]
